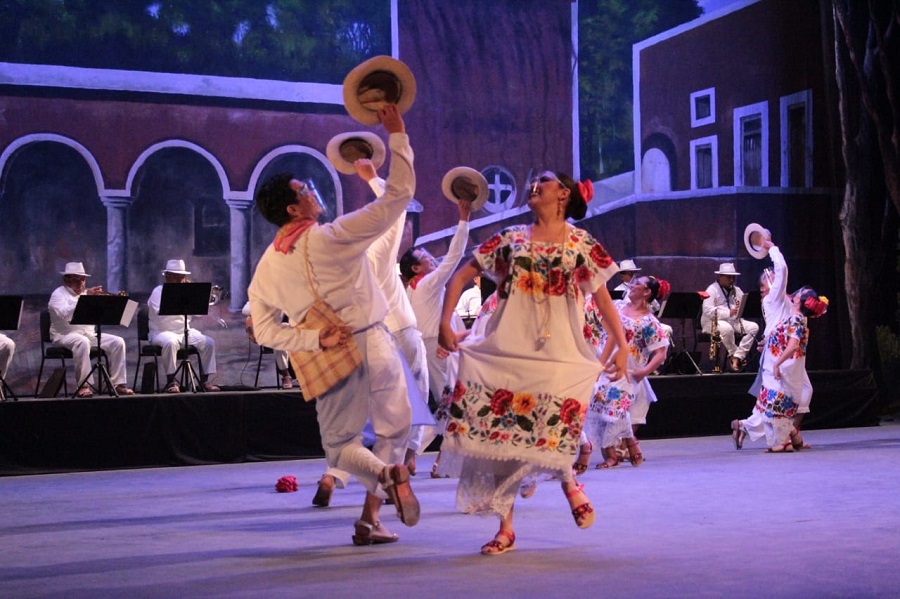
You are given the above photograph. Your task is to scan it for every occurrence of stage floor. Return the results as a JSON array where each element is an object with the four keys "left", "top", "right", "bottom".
[{"left": 1, "top": 423, "right": 898, "bottom": 598}]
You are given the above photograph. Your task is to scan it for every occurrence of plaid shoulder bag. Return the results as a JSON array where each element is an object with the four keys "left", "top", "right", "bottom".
[{"left": 289, "top": 234, "right": 362, "bottom": 401}]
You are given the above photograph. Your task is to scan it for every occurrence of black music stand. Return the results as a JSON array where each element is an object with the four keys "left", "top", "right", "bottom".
[
  {"left": 657, "top": 292, "right": 704, "bottom": 375},
  {"left": 739, "top": 290, "right": 762, "bottom": 320},
  {"left": 0, "top": 295, "right": 24, "bottom": 401},
  {"left": 158, "top": 282, "right": 211, "bottom": 393},
  {"left": 70, "top": 295, "right": 137, "bottom": 398},
  {"left": 737, "top": 290, "right": 763, "bottom": 370}
]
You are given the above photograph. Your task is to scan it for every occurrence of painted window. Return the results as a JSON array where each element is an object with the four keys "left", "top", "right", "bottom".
[
  {"left": 780, "top": 90, "right": 813, "bottom": 188},
  {"left": 733, "top": 101, "right": 769, "bottom": 187},
  {"left": 690, "top": 135, "right": 718, "bottom": 189},
  {"left": 690, "top": 87, "right": 716, "bottom": 127}
]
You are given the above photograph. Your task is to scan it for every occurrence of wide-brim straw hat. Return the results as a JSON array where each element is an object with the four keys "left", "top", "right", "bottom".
[
  {"left": 617, "top": 259, "right": 641, "bottom": 273},
  {"left": 342, "top": 56, "right": 417, "bottom": 126},
  {"left": 60, "top": 262, "right": 91, "bottom": 277},
  {"left": 743, "top": 222, "right": 771, "bottom": 259},
  {"left": 325, "top": 131, "right": 386, "bottom": 175},
  {"left": 162, "top": 259, "right": 191, "bottom": 275},
  {"left": 714, "top": 262, "right": 741, "bottom": 275},
  {"left": 441, "top": 167, "right": 489, "bottom": 212}
]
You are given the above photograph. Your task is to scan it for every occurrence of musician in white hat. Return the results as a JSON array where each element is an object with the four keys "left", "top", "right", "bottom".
[
  {"left": 147, "top": 259, "right": 219, "bottom": 393},
  {"left": 47, "top": 262, "right": 134, "bottom": 398},
  {"left": 612, "top": 259, "right": 641, "bottom": 298},
  {"left": 700, "top": 262, "right": 759, "bottom": 371}
]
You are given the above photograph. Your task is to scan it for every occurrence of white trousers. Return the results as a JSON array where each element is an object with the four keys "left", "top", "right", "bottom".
[
  {"left": 717, "top": 319, "right": 759, "bottom": 360},
  {"left": 316, "top": 325, "right": 411, "bottom": 497},
  {"left": 397, "top": 326, "right": 431, "bottom": 453},
  {"left": 150, "top": 329, "right": 217, "bottom": 376},
  {"left": 52, "top": 331, "right": 127, "bottom": 387},
  {"left": 274, "top": 350, "right": 290, "bottom": 372}
]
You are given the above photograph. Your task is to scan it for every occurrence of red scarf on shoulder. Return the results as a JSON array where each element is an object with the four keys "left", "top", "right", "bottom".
[
  {"left": 408, "top": 273, "right": 424, "bottom": 290},
  {"left": 273, "top": 219, "right": 316, "bottom": 254}
]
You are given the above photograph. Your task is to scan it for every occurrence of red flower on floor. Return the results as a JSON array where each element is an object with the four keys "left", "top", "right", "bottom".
[{"left": 275, "top": 475, "right": 298, "bottom": 493}]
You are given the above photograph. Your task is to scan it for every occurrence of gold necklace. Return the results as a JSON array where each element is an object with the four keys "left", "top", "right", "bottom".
[{"left": 529, "top": 224, "right": 567, "bottom": 349}]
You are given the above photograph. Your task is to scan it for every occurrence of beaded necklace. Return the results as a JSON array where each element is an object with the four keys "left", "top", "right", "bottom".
[{"left": 529, "top": 223, "right": 568, "bottom": 349}]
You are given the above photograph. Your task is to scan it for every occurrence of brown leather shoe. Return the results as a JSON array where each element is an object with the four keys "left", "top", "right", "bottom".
[
  {"left": 380, "top": 465, "right": 420, "bottom": 526},
  {"left": 312, "top": 475, "right": 334, "bottom": 507}
]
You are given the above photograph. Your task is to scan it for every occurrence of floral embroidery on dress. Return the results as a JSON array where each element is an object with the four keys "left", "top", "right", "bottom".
[
  {"left": 755, "top": 386, "right": 797, "bottom": 418},
  {"left": 756, "top": 314, "right": 808, "bottom": 419},
  {"left": 766, "top": 315, "right": 808, "bottom": 357},
  {"left": 589, "top": 381, "right": 634, "bottom": 420},
  {"left": 585, "top": 307, "right": 668, "bottom": 423},
  {"left": 445, "top": 380, "right": 586, "bottom": 452},
  {"left": 476, "top": 225, "right": 613, "bottom": 304}
]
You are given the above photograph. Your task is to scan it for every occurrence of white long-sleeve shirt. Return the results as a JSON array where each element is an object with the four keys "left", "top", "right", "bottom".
[
  {"left": 700, "top": 281, "right": 747, "bottom": 332},
  {"left": 365, "top": 177, "right": 417, "bottom": 333},
  {"left": 48, "top": 285, "right": 95, "bottom": 339},
  {"left": 761, "top": 245, "right": 791, "bottom": 337},
  {"left": 147, "top": 284, "right": 194, "bottom": 336},
  {"left": 407, "top": 219, "right": 469, "bottom": 339},
  {"left": 455, "top": 285, "right": 482, "bottom": 319},
  {"left": 248, "top": 132, "right": 415, "bottom": 353}
]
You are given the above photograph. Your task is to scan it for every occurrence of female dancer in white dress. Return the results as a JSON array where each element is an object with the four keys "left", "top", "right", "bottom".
[
  {"left": 744, "top": 286, "right": 828, "bottom": 452},
  {"left": 584, "top": 275, "right": 670, "bottom": 469},
  {"left": 438, "top": 172, "right": 628, "bottom": 555}
]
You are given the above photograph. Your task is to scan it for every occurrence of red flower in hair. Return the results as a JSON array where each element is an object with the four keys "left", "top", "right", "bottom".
[
  {"left": 803, "top": 295, "right": 829, "bottom": 318},
  {"left": 577, "top": 179, "right": 594, "bottom": 202},
  {"left": 275, "top": 475, "right": 298, "bottom": 493},
  {"left": 656, "top": 279, "right": 671, "bottom": 301}
]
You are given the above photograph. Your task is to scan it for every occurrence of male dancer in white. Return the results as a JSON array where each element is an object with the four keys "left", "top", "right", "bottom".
[
  {"left": 249, "top": 105, "right": 419, "bottom": 546},
  {"left": 400, "top": 197, "right": 472, "bottom": 473},
  {"left": 313, "top": 157, "right": 431, "bottom": 506}
]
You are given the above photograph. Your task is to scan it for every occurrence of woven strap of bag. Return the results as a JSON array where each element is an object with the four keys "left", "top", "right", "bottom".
[{"left": 301, "top": 232, "right": 323, "bottom": 303}]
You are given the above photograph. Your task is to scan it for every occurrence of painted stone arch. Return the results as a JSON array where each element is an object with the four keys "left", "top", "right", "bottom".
[
  {"left": 126, "top": 140, "right": 232, "bottom": 293},
  {"left": 247, "top": 146, "right": 341, "bottom": 267},
  {"left": 641, "top": 133, "right": 677, "bottom": 193},
  {"left": 0, "top": 134, "right": 107, "bottom": 294}
]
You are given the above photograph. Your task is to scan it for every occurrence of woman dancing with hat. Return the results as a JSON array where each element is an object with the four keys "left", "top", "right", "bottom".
[
  {"left": 438, "top": 171, "right": 628, "bottom": 555},
  {"left": 584, "top": 275, "right": 670, "bottom": 469},
  {"left": 744, "top": 285, "right": 828, "bottom": 452}
]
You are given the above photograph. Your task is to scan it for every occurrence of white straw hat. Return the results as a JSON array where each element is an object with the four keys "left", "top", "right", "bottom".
[
  {"left": 441, "top": 167, "right": 489, "bottom": 212},
  {"left": 617, "top": 259, "right": 641, "bottom": 273},
  {"left": 60, "top": 262, "right": 91, "bottom": 277},
  {"left": 162, "top": 259, "right": 191, "bottom": 275},
  {"left": 325, "top": 131, "right": 386, "bottom": 175},
  {"left": 342, "top": 56, "right": 417, "bottom": 126},
  {"left": 714, "top": 262, "right": 741, "bottom": 275},
  {"left": 743, "top": 223, "right": 771, "bottom": 259}
]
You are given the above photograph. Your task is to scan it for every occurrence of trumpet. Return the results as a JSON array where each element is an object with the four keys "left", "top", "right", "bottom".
[{"left": 209, "top": 285, "right": 223, "bottom": 306}]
